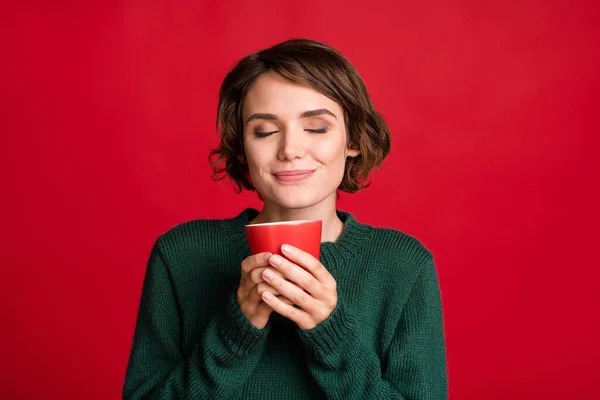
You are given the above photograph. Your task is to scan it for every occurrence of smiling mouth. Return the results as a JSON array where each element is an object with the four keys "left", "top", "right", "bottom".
[{"left": 273, "top": 170, "right": 315, "bottom": 183}]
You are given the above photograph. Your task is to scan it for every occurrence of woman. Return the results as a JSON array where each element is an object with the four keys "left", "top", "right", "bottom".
[{"left": 123, "top": 38, "right": 448, "bottom": 399}]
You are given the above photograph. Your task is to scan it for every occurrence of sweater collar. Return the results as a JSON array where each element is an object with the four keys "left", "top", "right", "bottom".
[{"left": 223, "top": 208, "right": 372, "bottom": 272}]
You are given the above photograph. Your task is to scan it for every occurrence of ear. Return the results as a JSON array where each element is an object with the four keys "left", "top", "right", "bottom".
[{"left": 346, "top": 148, "right": 360, "bottom": 158}]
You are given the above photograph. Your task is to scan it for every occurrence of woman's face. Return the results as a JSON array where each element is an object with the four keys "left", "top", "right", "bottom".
[{"left": 242, "top": 72, "right": 359, "bottom": 210}]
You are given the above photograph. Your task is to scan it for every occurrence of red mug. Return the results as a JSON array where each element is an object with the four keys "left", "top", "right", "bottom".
[{"left": 245, "top": 219, "right": 322, "bottom": 259}]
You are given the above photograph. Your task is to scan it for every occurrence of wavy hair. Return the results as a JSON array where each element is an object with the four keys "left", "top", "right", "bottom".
[{"left": 209, "top": 38, "right": 391, "bottom": 193}]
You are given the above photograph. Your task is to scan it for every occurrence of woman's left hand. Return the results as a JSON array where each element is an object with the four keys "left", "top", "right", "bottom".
[{"left": 261, "top": 244, "right": 338, "bottom": 330}]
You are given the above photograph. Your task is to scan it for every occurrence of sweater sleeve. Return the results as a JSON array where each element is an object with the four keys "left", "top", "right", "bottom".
[
  {"left": 297, "top": 255, "right": 448, "bottom": 399},
  {"left": 122, "top": 238, "right": 269, "bottom": 399}
]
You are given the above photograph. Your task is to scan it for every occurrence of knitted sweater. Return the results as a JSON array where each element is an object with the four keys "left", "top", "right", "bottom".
[{"left": 123, "top": 208, "right": 448, "bottom": 399}]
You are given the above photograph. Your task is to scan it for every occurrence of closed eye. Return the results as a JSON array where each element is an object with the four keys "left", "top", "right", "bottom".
[
  {"left": 306, "top": 128, "right": 327, "bottom": 134},
  {"left": 255, "top": 128, "right": 327, "bottom": 137},
  {"left": 254, "top": 130, "right": 279, "bottom": 138}
]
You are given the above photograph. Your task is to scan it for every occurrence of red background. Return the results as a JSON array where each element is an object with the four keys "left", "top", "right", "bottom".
[{"left": 2, "top": 1, "right": 599, "bottom": 398}]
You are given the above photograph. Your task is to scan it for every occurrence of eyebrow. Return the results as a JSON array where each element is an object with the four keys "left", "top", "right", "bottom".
[{"left": 246, "top": 108, "right": 337, "bottom": 123}]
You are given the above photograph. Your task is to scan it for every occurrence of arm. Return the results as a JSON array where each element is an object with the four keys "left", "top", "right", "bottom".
[
  {"left": 297, "top": 255, "right": 448, "bottom": 399},
  {"left": 122, "top": 238, "right": 269, "bottom": 400}
]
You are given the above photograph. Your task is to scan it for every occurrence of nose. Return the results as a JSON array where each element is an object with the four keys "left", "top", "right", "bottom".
[{"left": 277, "top": 127, "right": 306, "bottom": 161}]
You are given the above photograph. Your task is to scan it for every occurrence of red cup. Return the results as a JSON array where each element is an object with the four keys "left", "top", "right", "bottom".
[{"left": 245, "top": 219, "right": 322, "bottom": 259}]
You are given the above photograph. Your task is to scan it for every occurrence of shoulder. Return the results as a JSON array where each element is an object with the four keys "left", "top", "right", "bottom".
[
  {"left": 152, "top": 211, "right": 246, "bottom": 264},
  {"left": 368, "top": 226, "right": 433, "bottom": 265},
  {"left": 339, "top": 210, "right": 433, "bottom": 268},
  {"left": 361, "top": 223, "right": 435, "bottom": 288},
  {"left": 156, "top": 218, "right": 222, "bottom": 251}
]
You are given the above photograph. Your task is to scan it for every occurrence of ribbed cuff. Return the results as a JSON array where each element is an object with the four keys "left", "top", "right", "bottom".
[
  {"left": 217, "top": 289, "right": 270, "bottom": 357},
  {"left": 297, "top": 296, "right": 356, "bottom": 360}
]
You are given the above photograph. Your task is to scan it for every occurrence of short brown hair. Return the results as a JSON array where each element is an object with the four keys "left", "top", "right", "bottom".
[{"left": 209, "top": 38, "right": 391, "bottom": 193}]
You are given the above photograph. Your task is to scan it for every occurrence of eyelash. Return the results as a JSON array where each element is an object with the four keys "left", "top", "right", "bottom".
[{"left": 254, "top": 128, "right": 327, "bottom": 138}]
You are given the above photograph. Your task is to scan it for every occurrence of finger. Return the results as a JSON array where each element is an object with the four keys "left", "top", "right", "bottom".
[
  {"left": 241, "top": 252, "right": 272, "bottom": 274},
  {"left": 241, "top": 267, "right": 284, "bottom": 298},
  {"left": 255, "top": 300, "right": 274, "bottom": 318},
  {"left": 262, "top": 267, "right": 317, "bottom": 313},
  {"left": 279, "top": 296, "right": 295, "bottom": 306},
  {"left": 255, "top": 296, "right": 294, "bottom": 317},
  {"left": 248, "top": 282, "right": 282, "bottom": 304},
  {"left": 268, "top": 254, "right": 321, "bottom": 296},
  {"left": 261, "top": 291, "right": 312, "bottom": 330},
  {"left": 280, "top": 244, "right": 333, "bottom": 284},
  {"left": 258, "top": 294, "right": 294, "bottom": 308},
  {"left": 249, "top": 267, "right": 285, "bottom": 286}
]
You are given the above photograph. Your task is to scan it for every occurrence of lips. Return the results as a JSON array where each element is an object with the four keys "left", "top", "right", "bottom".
[{"left": 273, "top": 170, "right": 315, "bottom": 182}]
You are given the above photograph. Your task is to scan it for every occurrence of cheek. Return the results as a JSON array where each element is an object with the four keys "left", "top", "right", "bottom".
[
  {"left": 244, "top": 140, "right": 271, "bottom": 173},
  {"left": 314, "top": 137, "right": 347, "bottom": 164}
]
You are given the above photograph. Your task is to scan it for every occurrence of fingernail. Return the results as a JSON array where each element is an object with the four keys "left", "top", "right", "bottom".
[
  {"left": 281, "top": 244, "right": 293, "bottom": 254},
  {"left": 263, "top": 269, "right": 274, "bottom": 280},
  {"left": 262, "top": 292, "right": 273, "bottom": 302},
  {"left": 270, "top": 255, "right": 283, "bottom": 266},
  {"left": 263, "top": 253, "right": 271, "bottom": 262}
]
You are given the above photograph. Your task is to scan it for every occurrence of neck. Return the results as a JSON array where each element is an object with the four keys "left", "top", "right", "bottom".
[{"left": 250, "top": 193, "right": 343, "bottom": 243}]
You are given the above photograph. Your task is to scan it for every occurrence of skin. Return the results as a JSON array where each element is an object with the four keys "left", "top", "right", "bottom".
[{"left": 236, "top": 71, "right": 360, "bottom": 330}]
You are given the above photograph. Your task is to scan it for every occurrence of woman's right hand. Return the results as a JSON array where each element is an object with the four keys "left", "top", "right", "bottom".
[{"left": 237, "top": 252, "right": 292, "bottom": 329}]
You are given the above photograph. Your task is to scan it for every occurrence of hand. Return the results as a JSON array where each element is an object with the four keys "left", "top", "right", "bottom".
[
  {"left": 260, "top": 244, "right": 338, "bottom": 330},
  {"left": 237, "top": 252, "right": 294, "bottom": 329}
]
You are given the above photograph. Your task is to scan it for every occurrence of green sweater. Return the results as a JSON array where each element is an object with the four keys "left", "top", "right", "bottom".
[{"left": 123, "top": 208, "right": 448, "bottom": 399}]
